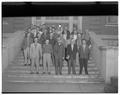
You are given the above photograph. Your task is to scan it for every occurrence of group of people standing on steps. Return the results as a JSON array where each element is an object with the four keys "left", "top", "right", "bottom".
[{"left": 22, "top": 24, "right": 92, "bottom": 75}]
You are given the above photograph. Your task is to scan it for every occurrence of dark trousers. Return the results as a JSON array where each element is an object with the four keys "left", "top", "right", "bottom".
[
  {"left": 79, "top": 58, "right": 88, "bottom": 74},
  {"left": 65, "top": 48, "right": 68, "bottom": 61},
  {"left": 68, "top": 58, "right": 76, "bottom": 74},
  {"left": 51, "top": 54, "right": 55, "bottom": 66},
  {"left": 55, "top": 58, "right": 63, "bottom": 75}
]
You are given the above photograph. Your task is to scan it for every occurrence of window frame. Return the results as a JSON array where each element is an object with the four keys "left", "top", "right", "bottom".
[{"left": 105, "top": 16, "right": 118, "bottom": 27}]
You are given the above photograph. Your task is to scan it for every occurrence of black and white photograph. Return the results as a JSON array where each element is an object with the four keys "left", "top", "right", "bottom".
[{"left": 2, "top": 1, "right": 118, "bottom": 93}]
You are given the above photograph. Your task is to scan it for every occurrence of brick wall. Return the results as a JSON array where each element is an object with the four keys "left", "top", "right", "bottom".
[
  {"left": 82, "top": 16, "right": 118, "bottom": 35},
  {"left": 3, "top": 17, "right": 31, "bottom": 33},
  {"left": 3, "top": 16, "right": 118, "bottom": 35}
]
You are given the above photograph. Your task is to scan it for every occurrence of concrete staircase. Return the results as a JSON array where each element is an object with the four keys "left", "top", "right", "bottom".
[{"left": 2, "top": 50, "right": 105, "bottom": 93}]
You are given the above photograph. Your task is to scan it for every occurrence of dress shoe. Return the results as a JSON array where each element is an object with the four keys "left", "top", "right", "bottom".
[
  {"left": 36, "top": 72, "right": 39, "bottom": 74},
  {"left": 48, "top": 72, "right": 51, "bottom": 75}
]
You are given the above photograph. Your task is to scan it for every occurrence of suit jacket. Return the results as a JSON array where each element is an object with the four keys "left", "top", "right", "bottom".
[
  {"left": 40, "top": 33, "right": 50, "bottom": 44},
  {"left": 22, "top": 33, "right": 33, "bottom": 49},
  {"left": 30, "top": 43, "right": 42, "bottom": 59},
  {"left": 77, "top": 38, "right": 82, "bottom": 49},
  {"left": 78, "top": 45, "right": 90, "bottom": 59},
  {"left": 66, "top": 44, "right": 78, "bottom": 60},
  {"left": 66, "top": 30, "right": 70, "bottom": 39},
  {"left": 54, "top": 42, "right": 65, "bottom": 59},
  {"left": 49, "top": 38, "right": 57, "bottom": 48}
]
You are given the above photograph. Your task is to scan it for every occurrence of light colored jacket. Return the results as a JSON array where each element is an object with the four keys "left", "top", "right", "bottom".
[{"left": 30, "top": 43, "right": 42, "bottom": 58}]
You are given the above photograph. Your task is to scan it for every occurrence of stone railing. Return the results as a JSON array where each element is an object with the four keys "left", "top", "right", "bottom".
[
  {"left": 88, "top": 31, "right": 118, "bottom": 83},
  {"left": 88, "top": 31, "right": 105, "bottom": 75},
  {"left": 100, "top": 46, "right": 118, "bottom": 83},
  {"left": 2, "top": 31, "right": 25, "bottom": 72}
]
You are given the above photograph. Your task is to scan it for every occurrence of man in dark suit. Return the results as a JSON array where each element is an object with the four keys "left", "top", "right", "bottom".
[
  {"left": 78, "top": 39, "right": 90, "bottom": 75},
  {"left": 54, "top": 37, "right": 65, "bottom": 75},
  {"left": 40, "top": 27, "right": 50, "bottom": 45},
  {"left": 49, "top": 31, "right": 57, "bottom": 66},
  {"left": 66, "top": 38, "right": 77, "bottom": 75}
]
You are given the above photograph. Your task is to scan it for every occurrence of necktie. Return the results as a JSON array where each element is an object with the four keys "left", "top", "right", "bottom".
[{"left": 35, "top": 44, "right": 37, "bottom": 49}]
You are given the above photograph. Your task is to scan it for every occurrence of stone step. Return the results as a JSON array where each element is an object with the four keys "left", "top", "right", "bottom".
[
  {"left": 16, "top": 56, "right": 93, "bottom": 61},
  {"left": 10, "top": 61, "right": 97, "bottom": 67},
  {"left": 16, "top": 54, "right": 93, "bottom": 61},
  {"left": 7, "top": 74, "right": 102, "bottom": 78},
  {"left": 6, "top": 79, "right": 104, "bottom": 84},
  {"left": 6, "top": 75, "right": 104, "bottom": 83},
  {"left": 8, "top": 65, "right": 98, "bottom": 71},
  {"left": 15, "top": 58, "right": 95, "bottom": 63},
  {"left": 7, "top": 73, "right": 102, "bottom": 79},
  {"left": 10, "top": 63, "right": 96, "bottom": 68},
  {"left": 9, "top": 67, "right": 97, "bottom": 73},
  {"left": 16, "top": 60, "right": 95, "bottom": 66},
  {"left": 6, "top": 81, "right": 105, "bottom": 84},
  {"left": 16, "top": 54, "right": 93, "bottom": 59},
  {"left": 5, "top": 69, "right": 100, "bottom": 75},
  {"left": 6, "top": 74, "right": 104, "bottom": 79}
]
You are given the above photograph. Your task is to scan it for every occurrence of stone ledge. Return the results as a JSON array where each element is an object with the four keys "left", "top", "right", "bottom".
[{"left": 99, "top": 46, "right": 118, "bottom": 50}]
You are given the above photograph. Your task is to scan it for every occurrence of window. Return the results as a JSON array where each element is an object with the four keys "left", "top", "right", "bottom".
[{"left": 105, "top": 16, "right": 118, "bottom": 26}]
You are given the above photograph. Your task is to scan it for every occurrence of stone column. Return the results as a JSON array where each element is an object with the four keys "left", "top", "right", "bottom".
[
  {"left": 100, "top": 46, "right": 118, "bottom": 83},
  {"left": 69, "top": 16, "right": 73, "bottom": 33},
  {"left": 32, "top": 17, "right": 36, "bottom": 25},
  {"left": 41, "top": 17, "right": 46, "bottom": 24},
  {"left": 78, "top": 16, "right": 82, "bottom": 33}
]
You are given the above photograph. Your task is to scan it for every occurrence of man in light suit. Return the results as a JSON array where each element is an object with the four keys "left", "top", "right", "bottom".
[
  {"left": 78, "top": 39, "right": 90, "bottom": 75},
  {"left": 30, "top": 37, "right": 42, "bottom": 74},
  {"left": 66, "top": 37, "right": 77, "bottom": 75},
  {"left": 42, "top": 40, "right": 53, "bottom": 74},
  {"left": 54, "top": 37, "right": 65, "bottom": 75}
]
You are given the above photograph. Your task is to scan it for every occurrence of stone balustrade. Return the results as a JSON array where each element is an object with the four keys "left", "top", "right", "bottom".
[
  {"left": 100, "top": 46, "right": 118, "bottom": 83},
  {"left": 2, "top": 31, "right": 25, "bottom": 72},
  {"left": 88, "top": 31, "right": 118, "bottom": 83}
]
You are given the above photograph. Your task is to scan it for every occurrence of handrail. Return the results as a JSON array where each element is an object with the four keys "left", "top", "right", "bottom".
[
  {"left": 88, "top": 31, "right": 118, "bottom": 83},
  {"left": 88, "top": 31, "right": 106, "bottom": 77}
]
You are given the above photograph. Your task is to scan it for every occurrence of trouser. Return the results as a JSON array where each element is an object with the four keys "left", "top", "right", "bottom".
[
  {"left": 51, "top": 53, "right": 55, "bottom": 66},
  {"left": 79, "top": 58, "right": 88, "bottom": 74},
  {"left": 55, "top": 57, "right": 63, "bottom": 75},
  {"left": 76, "top": 52, "right": 79, "bottom": 66},
  {"left": 24, "top": 47, "right": 30, "bottom": 65},
  {"left": 65, "top": 48, "right": 68, "bottom": 62},
  {"left": 39, "top": 57, "right": 42, "bottom": 66},
  {"left": 31, "top": 57, "right": 39, "bottom": 72},
  {"left": 68, "top": 58, "right": 76, "bottom": 74},
  {"left": 43, "top": 53, "right": 52, "bottom": 73}
]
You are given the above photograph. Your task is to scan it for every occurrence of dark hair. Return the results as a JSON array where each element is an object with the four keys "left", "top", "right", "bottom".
[{"left": 33, "top": 37, "right": 38, "bottom": 42}]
